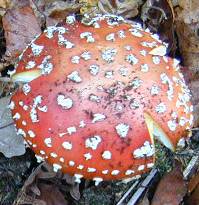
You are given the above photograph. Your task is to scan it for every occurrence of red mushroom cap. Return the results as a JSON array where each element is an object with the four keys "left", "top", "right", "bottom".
[{"left": 10, "top": 15, "right": 193, "bottom": 183}]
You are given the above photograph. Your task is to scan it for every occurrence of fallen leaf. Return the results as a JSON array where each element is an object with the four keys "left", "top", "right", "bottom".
[
  {"left": 15, "top": 162, "right": 80, "bottom": 205},
  {"left": 151, "top": 162, "right": 187, "bottom": 205},
  {"left": 98, "top": 0, "right": 142, "bottom": 18},
  {"left": 0, "top": 96, "right": 25, "bottom": 157},
  {"left": 188, "top": 171, "right": 199, "bottom": 193},
  {"left": 44, "top": 0, "right": 81, "bottom": 26},
  {"left": 141, "top": 0, "right": 176, "bottom": 56},
  {"left": 185, "top": 183, "right": 199, "bottom": 205},
  {"left": 2, "top": 6, "right": 41, "bottom": 61},
  {"left": 38, "top": 184, "right": 69, "bottom": 205}
]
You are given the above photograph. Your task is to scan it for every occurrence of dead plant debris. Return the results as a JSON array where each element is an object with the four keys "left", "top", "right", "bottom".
[{"left": 0, "top": 0, "right": 199, "bottom": 205}]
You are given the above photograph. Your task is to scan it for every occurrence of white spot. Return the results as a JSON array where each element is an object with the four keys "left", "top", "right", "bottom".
[
  {"left": 44, "top": 137, "right": 52, "bottom": 147},
  {"left": 81, "top": 51, "right": 91, "bottom": 60},
  {"left": 22, "top": 120, "right": 27, "bottom": 126},
  {"left": 77, "top": 165, "right": 84, "bottom": 170},
  {"left": 167, "top": 120, "right": 177, "bottom": 131},
  {"left": 102, "top": 151, "right": 112, "bottom": 160},
  {"left": 101, "top": 48, "right": 117, "bottom": 63},
  {"left": 74, "top": 174, "right": 83, "bottom": 183},
  {"left": 67, "top": 71, "right": 82, "bottom": 83},
  {"left": 17, "top": 129, "right": 26, "bottom": 137},
  {"left": 115, "top": 123, "right": 130, "bottom": 138},
  {"left": 66, "top": 15, "right": 76, "bottom": 24},
  {"left": 57, "top": 94, "right": 73, "bottom": 110},
  {"left": 177, "top": 138, "right": 185, "bottom": 148},
  {"left": 141, "top": 41, "right": 157, "bottom": 48},
  {"left": 111, "top": 170, "right": 120, "bottom": 175},
  {"left": 35, "top": 155, "right": 44, "bottom": 163},
  {"left": 38, "top": 55, "right": 53, "bottom": 75},
  {"left": 125, "top": 170, "right": 135, "bottom": 175},
  {"left": 152, "top": 56, "right": 161, "bottom": 64},
  {"left": 126, "top": 54, "right": 138, "bottom": 65},
  {"left": 60, "top": 157, "right": 65, "bottom": 163},
  {"left": 140, "top": 50, "right": 147, "bottom": 56},
  {"left": 45, "top": 26, "right": 57, "bottom": 38},
  {"left": 8, "top": 101, "right": 15, "bottom": 110},
  {"left": 40, "top": 150, "right": 45, "bottom": 154},
  {"left": 105, "top": 70, "right": 114, "bottom": 79},
  {"left": 80, "top": 32, "right": 95, "bottom": 43},
  {"left": 87, "top": 167, "right": 96, "bottom": 172},
  {"left": 38, "top": 105, "right": 48, "bottom": 112},
  {"left": 26, "top": 61, "right": 36, "bottom": 69},
  {"left": 138, "top": 165, "right": 145, "bottom": 171},
  {"left": 85, "top": 135, "right": 102, "bottom": 150},
  {"left": 62, "top": 141, "right": 72, "bottom": 150},
  {"left": 117, "top": 30, "right": 126, "bottom": 38},
  {"left": 129, "top": 99, "right": 140, "bottom": 109},
  {"left": 67, "top": 126, "right": 77, "bottom": 135},
  {"left": 89, "top": 64, "right": 100, "bottom": 76},
  {"left": 147, "top": 163, "right": 154, "bottom": 168},
  {"left": 106, "top": 33, "right": 115, "bottom": 41},
  {"left": 93, "top": 177, "right": 103, "bottom": 186},
  {"left": 129, "top": 77, "right": 142, "bottom": 89},
  {"left": 28, "top": 130, "right": 36, "bottom": 138},
  {"left": 22, "top": 83, "right": 31, "bottom": 95},
  {"left": 30, "top": 108, "right": 38, "bottom": 123},
  {"left": 50, "top": 152, "right": 58, "bottom": 158},
  {"left": 155, "top": 102, "right": 166, "bottom": 113},
  {"left": 23, "top": 105, "right": 29, "bottom": 111},
  {"left": 89, "top": 94, "right": 101, "bottom": 103},
  {"left": 140, "top": 64, "right": 149, "bottom": 72},
  {"left": 58, "top": 35, "right": 74, "bottom": 48},
  {"left": 179, "top": 117, "right": 187, "bottom": 126},
  {"left": 151, "top": 85, "right": 160, "bottom": 95},
  {"left": 53, "top": 163, "right": 62, "bottom": 172},
  {"left": 124, "top": 45, "right": 132, "bottom": 51},
  {"left": 92, "top": 113, "right": 106, "bottom": 123},
  {"left": 79, "top": 120, "right": 86, "bottom": 128},
  {"left": 71, "top": 56, "right": 80, "bottom": 64},
  {"left": 31, "top": 43, "right": 44, "bottom": 56},
  {"left": 13, "top": 112, "right": 21, "bottom": 120},
  {"left": 69, "top": 161, "right": 75, "bottom": 166},
  {"left": 84, "top": 153, "right": 92, "bottom": 160},
  {"left": 102, "top": 170, "right": 109, "bottom": 175},
  {"left": 133, "top": 141, "right": 154, "bottom": 158},
  {"left": 160, "top": 73, "right": 174, "bottom": 101},
  {"left": 119, "top": 67, "right": 128, "bottom": 76}
]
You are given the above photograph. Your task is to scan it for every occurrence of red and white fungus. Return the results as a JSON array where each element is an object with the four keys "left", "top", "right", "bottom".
[{"left": 10, "top": 14, "right": 193, "bottom": 184}]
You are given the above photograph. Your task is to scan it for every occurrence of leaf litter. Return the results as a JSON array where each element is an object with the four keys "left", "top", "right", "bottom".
[{"left": 0, "top": 0, "right": 199, "bottom": 204}]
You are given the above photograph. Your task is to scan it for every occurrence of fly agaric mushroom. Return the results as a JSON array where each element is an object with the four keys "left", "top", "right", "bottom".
[{"left": 10, "top": 14, "right": 193, "bottom": 184}]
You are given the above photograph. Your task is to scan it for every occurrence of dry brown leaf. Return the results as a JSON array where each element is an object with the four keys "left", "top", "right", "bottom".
[
  {"left": 141, "top": 0, "right": 176, "bottom": 55},
  {"left": 44, "top": 0, "right": 81, "bottom": 26},
  {"left": 98, "top": 0, "right": 142, "bottom": 18},
  {"left": 2, "top": 6, "right": 41, "bottom": 61},
  {"left": 15, "top": 163, "right": 80, "bottom": 205},
  {"left": 0, "top": 96, "right": 25, "bottom": 157},
  {"left": 174, "top": 1, "right": 199, "bottom": 126},
  {"left": 0, "top": 0, "right": 10, "bottom": 9},
  {"left": 185, "top": 184, "right": 199, "bottom": 205},
  {"left": 151, "top": 162, "right": 187, "bottom": 205},
  {"left": 38, "top": 184, "right": 69, "bottom": 205}
]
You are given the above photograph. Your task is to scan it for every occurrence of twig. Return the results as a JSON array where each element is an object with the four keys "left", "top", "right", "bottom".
[
  {"left": 127, "top": 169, "right": 158, "bottom": 205},
  {"left": 116, "top": 181, "right": 139, "bottom": 205},
  {"left": 183, "top": 156, "right": 199, "bottom": 180}
]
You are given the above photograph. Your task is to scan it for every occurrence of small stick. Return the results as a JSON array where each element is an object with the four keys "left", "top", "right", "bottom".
[
  {"left": 116, "top": 181, "right": 139, "bottom": 205},
  {"left": 127, "top": 169, "right": 158, "bottom": 205},
  {"left": 183, "top": 155, "right": 199, "bottom": 180}
]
